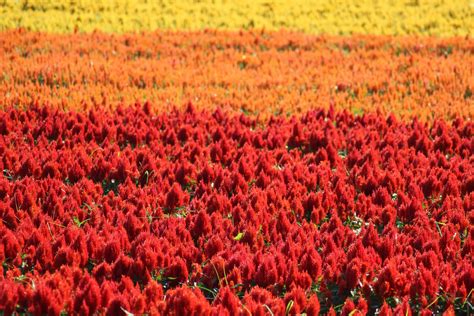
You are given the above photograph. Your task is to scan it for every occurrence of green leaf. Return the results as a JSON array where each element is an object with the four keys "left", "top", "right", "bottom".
[
  {"left": 464, "top": 86, "right": 472, "bottom": 100},
  {"left": 352, "top": 107, "right": 364, "bottom": 116},
  {"left": 73, "top": 216, "right": 90, "bottom": 228},
  {"left": 193, "top": 283, "right": 217, "bottom": 299},
  {"left": 395, "top": 218, "right": 405, "bottom": 229},
  {"left": 337, "top": 148, "right": 348, "bottom": 159},
  {"left": 286, "top": 300, "right": 294, "bottom": 315},
  {"left": 233, "top": 232, "right": 244, "bottom": 241}
]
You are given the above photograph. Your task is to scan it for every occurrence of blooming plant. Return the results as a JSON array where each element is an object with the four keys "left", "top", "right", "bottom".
[{"left": 0, "top": 104, "right": 472, "bottom": 314}]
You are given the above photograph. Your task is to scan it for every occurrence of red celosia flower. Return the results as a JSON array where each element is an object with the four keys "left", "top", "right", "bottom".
[
  {"left": 0, "top": 105, "right": 471, "bottom": 314},
  {"left": 106, "top": 295, "right": 130, "bottom": 316},
  {"left": 378, "top": 302, "right": 393, "bottom": 316},
  {"left": 73, "top": 274, "right": 101, "bottom": 315},
  {"left": 164, "top": 286, "right": 211, "bottom": 316},
  {"left": 0, "top": 280, "right": 19, "bottom": 315},
  {"left": 341, "top": 298, "right": 356, "bottom": 316},
  {"left": 306, "top": 294, "right": 320, "bottom": 316},
  {"left": 165, "top": 183, "right": 186, "bottom": 211},
  {"left": 212, "top": 287, "right": 242, "bottom": 315},
  {"left": 255, "top": 254, "right": 278, "bottom": 287},
  {"left": 284, "top": 287, "right": 306, "bottom": 315}
]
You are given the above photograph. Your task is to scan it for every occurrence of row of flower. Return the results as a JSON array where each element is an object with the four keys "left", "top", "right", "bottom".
[
  {"left": 0, "top": 104, "right": 472, "bottom": 314},
  {"left": 1, "top": 30, "right": 473, "bottom": 121},
  {"left": 0, "top": 0, "right": 471, "bottom": 35}
]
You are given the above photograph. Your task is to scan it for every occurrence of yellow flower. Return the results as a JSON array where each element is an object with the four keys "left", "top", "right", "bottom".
[{"left": 0, "top": 0, "right": 471, "bottom": 36}]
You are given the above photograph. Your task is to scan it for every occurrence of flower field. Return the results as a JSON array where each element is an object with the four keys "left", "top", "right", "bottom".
[
  {"left": 1, "top": 0, "right": 472, "bottom": 35},
  {"left": 0, "top": 1, "right": 473, "bottom": 316},
  {"left": 1, "top": 104, "right": 473, "bottom": 315},
  {"left": 1, "top": 31, "right": 473, "bottom": 122}
]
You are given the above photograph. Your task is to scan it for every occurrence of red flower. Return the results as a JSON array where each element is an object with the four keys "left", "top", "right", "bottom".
[
  {"left": 306, "top": 294, "right": 320, "bottom": 316},
  {"left": 73, "top": 274, "right": 101, "bottom": 315},
  {"left": 255, "top": 254, "right": 278, "bottom": 287},
  {"left": 167, "top": 257, "right": 189, "bottom": 284},
  {"left": 212, "top": 287, "right": 242, "bottom": 315},
  {"left": 300, "top": 246, "right": 322, "bottom": 280},
  {"left": 284, "top": 287, "right": 306, "bottom": 315},
  {"left": 164, "top": 286, "right": 211, "bottom": 316},
  {"left": 104, "top": 240, "right": 121, "bottom": 263},
  {"left": 0, "top": 280, "right": 19, "bottom": 315},
  {"left": 29, "top": 282, "right": 63, "bottom": 316},
  {"left": 106, "top": 295, "right": 130, "bottom": 316},
  {"left": 378, "top": 302, "right": 393, "bottom": 316},
  {"left": 165, "top": 183, "right": 186, "bottom": 211}
]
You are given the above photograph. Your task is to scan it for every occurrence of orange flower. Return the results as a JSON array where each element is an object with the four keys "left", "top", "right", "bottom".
[{"left": 0, "top": 30, "right": 472, "bottom": 122}]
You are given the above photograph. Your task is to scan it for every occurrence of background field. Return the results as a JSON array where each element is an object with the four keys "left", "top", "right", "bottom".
[
  {"left": 1, "top": 31, "right": 473, "bottom": 122},
  {"left": 1, "top": 0, "right": 473, "bottom": 36}
]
